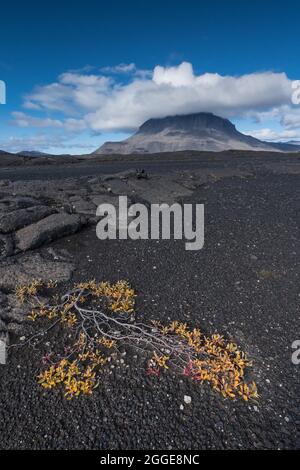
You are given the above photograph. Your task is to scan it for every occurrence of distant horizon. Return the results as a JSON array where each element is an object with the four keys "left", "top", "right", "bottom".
[
  {"left": 1, "top": 0, "right": 300, "bottom": 154},
  {"left": 2, "top": 110, "right": 300, "bottom": 156}
]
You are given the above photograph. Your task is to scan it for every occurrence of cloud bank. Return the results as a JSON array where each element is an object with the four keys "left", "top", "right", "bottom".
[{"left": 10, "top": 62, "right": 300, "bottom": 149}]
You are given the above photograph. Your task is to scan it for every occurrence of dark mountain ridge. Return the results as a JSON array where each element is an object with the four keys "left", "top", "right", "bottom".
[{"left": 95, "top": 112, "right": 300, "bottom": 155}]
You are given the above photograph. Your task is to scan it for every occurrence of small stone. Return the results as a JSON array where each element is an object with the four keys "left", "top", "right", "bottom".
[
  {"left": 0, "top": 334, "right": 8, "bottom": 364},
  {"left": 184, "top": 395, "right": 192, "bottom": 404},
  {"left": 7, "top": 323, "right": 25, "bottom": 335},
  {"left": 180, "top": 404, "right": 184, "bottom": 410},
  {"left": 87, "top": 177, "right": 99, "bottom": 185}
]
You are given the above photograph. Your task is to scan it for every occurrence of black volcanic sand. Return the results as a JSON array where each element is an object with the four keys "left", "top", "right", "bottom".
[
  {"left": 1, "top": 150, "right": 300, "bottom": 181},
  {"left": 0, "top": 173, "right": 299, "bottom": 450}
]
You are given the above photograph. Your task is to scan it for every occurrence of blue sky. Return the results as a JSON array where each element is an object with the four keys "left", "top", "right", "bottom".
[{"left": 0, "top": 0, "right": 300, "bottom": 154}]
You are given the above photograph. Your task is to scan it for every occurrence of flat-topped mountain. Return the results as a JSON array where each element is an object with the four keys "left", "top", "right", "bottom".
[
  {"left": 138, "top": 113, "right": 238, "bottom": 135},
  {"left": 1, "top": 113, "right": 300, "bottom": 159},
  {"left": 94, "top": 112, "right": 300, "bottom": 155}
]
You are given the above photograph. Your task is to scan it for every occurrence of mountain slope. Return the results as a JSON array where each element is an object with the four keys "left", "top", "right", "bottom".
[
  {"left": 16, "top": 150, "right": 53, "bottom": 157},
  {"left": 94, "top": 113, "right": 290, "bottom": 155}
]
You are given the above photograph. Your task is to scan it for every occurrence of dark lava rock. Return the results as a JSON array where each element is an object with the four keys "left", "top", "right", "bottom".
[
  {"left": 0, "top": 196, "right": 42, "bottom": 211},
  {"left": 0, "top": 253, "right": 74, "bottom": 290},
  {"left": 0, "top": 318, "right": 6, "bottom": 333},
  {"left": 15, "top": 213, "right": 84, "bottom": 252},
  {"left": 0, "top": 234, "right": 14, "bottom": 259},
  {"left": 0, "top": 294, "right": 31, "bottom": 323},
  {"left": 0, "top": 206, "right": 55, "bottom": 234}
]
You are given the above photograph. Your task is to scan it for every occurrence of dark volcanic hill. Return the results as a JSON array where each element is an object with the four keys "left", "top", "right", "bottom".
[
  {"left": 17, "top": 150, "right": 50, "bottom": 157},
  {"left": 94, "top": 112, "right": 300, "bottom": 155}
]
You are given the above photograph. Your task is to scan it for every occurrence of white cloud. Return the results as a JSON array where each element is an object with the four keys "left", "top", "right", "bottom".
[
  {"left": 84, "top": 66, "right": 295, "bottom": 132},
  {"left": 12, "top": 111, "right": 63, "bottom": 128},
  {"left": 23, "top": 73, "right": 112, "bottom": 114},
  {"left": 100, "top": 63, "right": 137, "bottom": 74},
  {"left": 11, "top": 111, "right": 86, "bottom": 132},
  {"left": 63, "top": 118, "right": 87, "bottom": 132},
  {"left": 281, "top": 110, "right": 300, "bottom": 130},
  {"left": 0, "top": 133, "right": 94, "bottom": 153},
  {"left": 246, "top": 128, "right": 300, "bottom": 142},
  {"left": 11, "top": 61, "right": 300, "bottom": 140},
  {"left": 153, "top": 62, "right": 195, "bottom": 87},
  {"left": 23, "top": 82, "right": 76, "bottom": 113},
  {"left": 60, "top": 73, "right": 111, "bottom": 88}
]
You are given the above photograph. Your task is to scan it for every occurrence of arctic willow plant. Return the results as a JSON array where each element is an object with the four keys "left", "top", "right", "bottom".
[{"left": 16, "top": 279, "right": 258, "bottom": 401}]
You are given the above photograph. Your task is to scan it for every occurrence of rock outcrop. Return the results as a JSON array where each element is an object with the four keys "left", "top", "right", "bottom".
[
  {"left": 0, "top": 206, "right": 55, "bottom": 233},
  {"left": 0, "top": 253, "right": 74, "bottom": 290},
  {"left": 15, "top": 213, "right": 85, "bottom": 252},
  {"left": 94, "top": 112, "right": 285, "bottom": 155}
]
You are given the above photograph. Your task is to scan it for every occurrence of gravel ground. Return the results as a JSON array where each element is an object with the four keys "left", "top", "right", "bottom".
[{"left": 0, "top": 173, "right": 299, "bottom": 450}]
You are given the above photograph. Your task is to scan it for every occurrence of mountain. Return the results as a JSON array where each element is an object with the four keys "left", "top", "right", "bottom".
[
  {"left": 17, "top": 150, "right": 50, "bottom": 157},
  {"left": 268, "top": 142, "right": 300, "bottom": 151},
  {"left": 94, "top": 112, "right": 299, "bottom": 155},
  {"left": 0, "top": 150, "right": 29, "bottom": 166}
]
